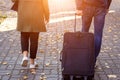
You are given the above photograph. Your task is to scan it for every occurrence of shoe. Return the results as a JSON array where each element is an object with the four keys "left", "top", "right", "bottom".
[
  {"left": 35, "top": 62, "right": 39, "bottom": 67},
  {"left": 21, "top": 57, "right": 28, "bottom": 67},
  {"left": 30, "top": 64, "right": 36, "bottom": 74},
  {"left": 95, "top": 65, "right": 98, "bottom": 69}
]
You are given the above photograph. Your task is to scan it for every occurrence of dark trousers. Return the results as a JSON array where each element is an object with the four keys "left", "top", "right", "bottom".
[
  {"left": 82, "top": 6, "right": 107, "bottom": 59},
  {"left": 21, "top": 32, "right": 39, "bottom": 59}
]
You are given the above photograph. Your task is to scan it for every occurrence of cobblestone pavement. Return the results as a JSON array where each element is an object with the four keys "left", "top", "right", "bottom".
[{"left": 0, "top": 0, "right": 120, "bottom": 80}]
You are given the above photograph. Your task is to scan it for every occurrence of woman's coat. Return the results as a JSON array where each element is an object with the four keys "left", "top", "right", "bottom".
[{"left": 17, "top": 0, "right": 49, "bottom": 32}]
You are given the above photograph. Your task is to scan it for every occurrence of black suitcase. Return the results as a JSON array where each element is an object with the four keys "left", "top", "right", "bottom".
[{"left": 60, "top": 14, "right": 95, "bottom": 80}]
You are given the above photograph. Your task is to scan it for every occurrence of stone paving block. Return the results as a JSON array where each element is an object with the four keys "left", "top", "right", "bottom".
[
  {"left": 0, "top": 70, "right": 12, "bottom": 76},
  {"left": 9, "top": 78, "right": 19, "bottom": 80},
  {"left": 7, "top": 64, "right": 14, "bottom": 70},
  {"left": 112, "top": 68, "right": 120, "bottom": 74},
  {"left": 47, "top": 78, "right": 58, "bottom": 80},
  {"left": 2, "top": 76, "right": 10, "bottom": 80},
  {"left": 0, "top": 65, "right": 8, "bottom": 70},
  {"left": 11, "top": 57, "right": 18, "bottom": 61},
  {"left": 34, "top": 75, "right": 41, "bottom": 80},
  {"left": 0, "top": 76, "right": 2, "bottom": 80},
  {"left": 7, "top": 61, "right": 16, "bottom": 65},
  {"left": 104, "top": 69, "right": 113, "bottom": 74},
  {"left": 94, "top": 73, "right": 100, "bottom": 80},
  {"left": 99, "top": 74, "right": 108, "bottom": 80},
  {"left": 41, "top": 70, "right": 51, "bottom": 75},
  {"left": 46, "top": 74, "right": 58, "bottom": 78},
  {"left": 0, "top": 57, "right": 4, "bottom": 61},
  {"left": 51, "top": 70, "right": 58, "bottom": 75},
  {"left": 4, "top": 57, "right": 11, "bottom": 61}
]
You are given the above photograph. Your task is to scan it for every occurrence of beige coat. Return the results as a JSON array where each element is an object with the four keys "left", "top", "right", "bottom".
[{"left": 17, "top": 0, "right": 49, "bottom": 32}]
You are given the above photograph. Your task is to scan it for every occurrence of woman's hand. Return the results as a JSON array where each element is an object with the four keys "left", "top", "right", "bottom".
[
  {"left": 11, "top": 0, "right": 17, "bottom": 2},
  {"left": 45, "top": 16, "right": 49, "bottom": 24}
]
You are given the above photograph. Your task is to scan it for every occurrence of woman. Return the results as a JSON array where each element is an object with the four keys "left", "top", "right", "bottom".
[{"left": 11, "top": 0, "right": 50, "bottom": 73}]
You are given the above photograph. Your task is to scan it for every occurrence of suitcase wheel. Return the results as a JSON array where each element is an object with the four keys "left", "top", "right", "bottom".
[
  {"left": 73, "top": 76, "right": 94, "bottom": 80},
  {"left": 62, "top": 75, "right": 94, "bottom": 80},
  {"left": 62, "top": 75, "right": 70, "bottom": 80}
]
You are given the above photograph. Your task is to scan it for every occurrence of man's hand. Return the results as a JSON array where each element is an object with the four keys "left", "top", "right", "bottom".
[
  {"left": 76, "top": 10, "right": 83, "bottom": 16},
  {"left": 106, "top": 9, "right": 109, "bottom": 13}
]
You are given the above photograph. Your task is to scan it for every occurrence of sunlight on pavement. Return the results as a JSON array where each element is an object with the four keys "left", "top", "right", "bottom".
[
  {"left": 0, "top": 18, "right": 17, "bottom": 32},
  {"left": 108, "top": 75, "right": 117, "bottom": 79},
  {"left": 50, "top": 15, "right": 81, "bottom": 23},
  {"left": 0, "top": 11, "right": 81, "bottom": 31},
  {"left": 51, "top": 11, "right": 75, "bottom": 16},
  {"left": 50, "top": 11, "right": 82, "bottom": 23},
  {"left": 0, "top": 10, "right": 116, "bottom": 32},
  {"left": 0, "top": 9, "right": 116, "bottom": 32},
  {"left": 108, "top": 10, "right": 116, "bottom": 13}
]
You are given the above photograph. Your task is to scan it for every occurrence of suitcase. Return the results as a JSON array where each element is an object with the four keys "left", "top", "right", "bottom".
[{"left": 60, "top": 14, "right": 95, "bottom": 80}]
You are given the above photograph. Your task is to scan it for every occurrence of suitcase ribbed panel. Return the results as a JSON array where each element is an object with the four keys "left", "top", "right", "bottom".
[{"left": 62, "top": 32, "right": 95, "bottom": 76}]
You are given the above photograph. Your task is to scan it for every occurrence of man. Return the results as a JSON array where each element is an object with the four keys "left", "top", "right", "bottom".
[{"left": 76, "top": 0, "right": 112, "bottom": 62}]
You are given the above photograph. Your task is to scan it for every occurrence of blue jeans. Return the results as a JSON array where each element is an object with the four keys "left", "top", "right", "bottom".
[{"left": 82, "top": 6, "right": 107, "bottom": 60}]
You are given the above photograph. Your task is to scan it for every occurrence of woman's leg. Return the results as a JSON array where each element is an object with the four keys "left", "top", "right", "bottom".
[
  {"left": 29, "top": 32, "right": 39, "bottom": 61},
  {"left": 29, "top": 32, "right": 39, "bottom": 73},
  {"left": 21, "top": 32, "right": 30, "bottom": 67},
  {"left": 21, "top": 32, "right": 30, "bottom": 56}
]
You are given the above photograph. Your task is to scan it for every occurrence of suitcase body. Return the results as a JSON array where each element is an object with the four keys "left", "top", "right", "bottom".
[{"left": 61, "top": 31, "right": 95, "bottom": 80}]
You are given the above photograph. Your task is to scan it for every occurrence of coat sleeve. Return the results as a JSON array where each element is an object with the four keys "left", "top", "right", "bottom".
[
  {"left": 42, "top": 0, "right": 50, "bottom": 21},
  {"left": 107, "top": 0, "right": 112, "bottom": 9},
  {"left": 11, "top": 0, "right": 18, "bottom": 11},
  {"left": 75, "top": 0, "right": 84, "bottom": 10}
]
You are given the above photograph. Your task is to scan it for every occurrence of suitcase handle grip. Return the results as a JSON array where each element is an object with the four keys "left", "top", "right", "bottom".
[{"left": 75, "top": 31, "right": 83, "bottom": 38}]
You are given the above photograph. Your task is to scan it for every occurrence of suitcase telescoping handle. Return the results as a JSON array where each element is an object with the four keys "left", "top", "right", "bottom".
[
  {"left": 74, "top": 13, "right": 77, "bottom": 32},
  {"left": 74, "top": 13, "right": 80, "bottom": 32},
  {"left": 74, "top": 13, "right": 84, "bottom": 38}
]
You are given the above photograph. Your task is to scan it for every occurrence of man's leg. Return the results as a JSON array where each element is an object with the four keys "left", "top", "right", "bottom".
[
  {"left": 81, "top": 6, "right": 96, "bottom": 79},
  {"left": 82, "top": 6, "right": 94, "bottom": 32},
  {"left": 94, "top": 8, "right": 106, "bottom": 59}
]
